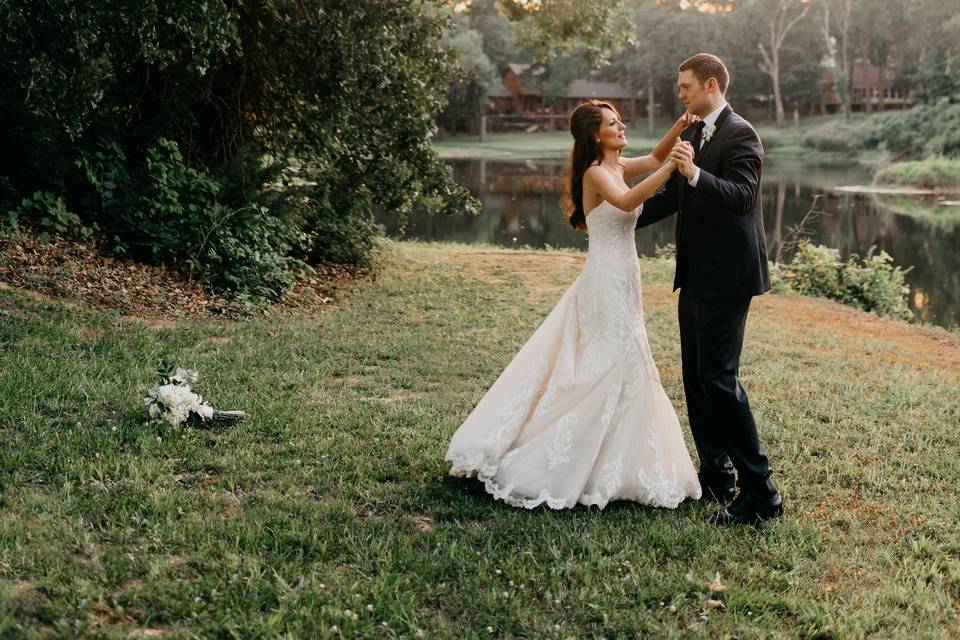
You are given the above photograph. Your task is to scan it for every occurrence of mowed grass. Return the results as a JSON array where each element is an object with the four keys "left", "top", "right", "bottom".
[
  {"left": 432, "top": 128, "right": 663, "bottom": 159},
  {"left": 1, "top": 240, "right": 959, "bottom": 638},
  {"left": 432, "top": 115, "right": 852, "bottom": 162}
]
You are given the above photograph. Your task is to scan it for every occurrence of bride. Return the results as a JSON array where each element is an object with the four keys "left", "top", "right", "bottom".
[{"left": 444, "top": 101, "right": 702, "bottom": 510}]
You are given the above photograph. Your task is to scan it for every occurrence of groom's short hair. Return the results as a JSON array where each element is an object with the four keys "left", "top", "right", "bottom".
[{"left": 679, "top": 53, "right": 729, "bottom": 94}]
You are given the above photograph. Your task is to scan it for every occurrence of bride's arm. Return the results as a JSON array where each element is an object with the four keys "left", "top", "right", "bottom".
[
  {"left": 585, "top": 157, "right": 678, "bottom": 213},
  {"left": 621, "top": 112, "right": 701, "bottom": 179}
]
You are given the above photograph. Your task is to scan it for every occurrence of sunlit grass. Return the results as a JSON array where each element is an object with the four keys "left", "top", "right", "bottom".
[{"left": 1, "top": 239, "right": 958, "bottom": 638}]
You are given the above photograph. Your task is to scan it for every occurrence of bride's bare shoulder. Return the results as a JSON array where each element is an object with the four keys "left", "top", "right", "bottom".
[{"left": 583, "top": 165, "right": 612, "bottom": 183}]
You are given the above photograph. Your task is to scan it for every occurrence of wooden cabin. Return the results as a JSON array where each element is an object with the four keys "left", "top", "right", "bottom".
[
  {"left": 488, "top": 63, "right": 638, "bottom": 117},
  {"left": 820, "top": 61, "right": 914, "bottom": 113}
]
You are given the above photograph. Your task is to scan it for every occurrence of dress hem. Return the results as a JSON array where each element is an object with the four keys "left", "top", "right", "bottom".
[{"left": 446, "top": 454, "right": 701, "bottom": 511}]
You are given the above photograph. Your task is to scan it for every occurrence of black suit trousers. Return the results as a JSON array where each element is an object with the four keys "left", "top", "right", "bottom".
[{"left": 678, "top": 287, "right": 777, "bottom": 497}]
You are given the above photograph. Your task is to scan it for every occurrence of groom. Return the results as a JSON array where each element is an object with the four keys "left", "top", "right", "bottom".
[{"left": 636, "top": 53, "right": 783, "bottom": 525}]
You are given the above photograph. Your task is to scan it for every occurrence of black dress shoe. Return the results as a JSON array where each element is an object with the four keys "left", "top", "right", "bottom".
[
  {"left": 699, "top": 483, "right": 736, "bottom": 504},
  {"left": 711, "top": 491, "right": 784, "bottom": 525}
]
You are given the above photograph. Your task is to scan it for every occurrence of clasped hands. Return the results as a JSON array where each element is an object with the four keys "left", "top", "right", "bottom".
[{"left": 668, "top": 138, "right": 696, "bottom": 180}]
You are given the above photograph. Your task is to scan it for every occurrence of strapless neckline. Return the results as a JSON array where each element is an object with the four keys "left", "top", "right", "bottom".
[{"left": 586, "top": 198, "right": 637, "bottom": 217}]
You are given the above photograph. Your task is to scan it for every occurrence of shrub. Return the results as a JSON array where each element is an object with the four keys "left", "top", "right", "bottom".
[
  {"left": 7, "top": 191, "right": 96, "bottom": 242},
  {"left": 799, "top": 100, "right": 960, "bottom": 162},
  {"left": 800, "top": 117, "right": 881, "bottom": 155},
  {"left": 872, "top": 158, "right": 960, "bottom": 190},
  {"left": 0, "top": 2, "right": 478, "bottom": 305},
  {"left": 780, "top": 242, "right": 912, "bottom": 321},
  {"left": 868, "top": 99, "right": 960, "bottom": 160}
]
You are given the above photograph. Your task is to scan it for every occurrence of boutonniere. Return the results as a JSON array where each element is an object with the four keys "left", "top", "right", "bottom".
[{"left": 702, "top": 124, "right": 716, "bottom": 144}]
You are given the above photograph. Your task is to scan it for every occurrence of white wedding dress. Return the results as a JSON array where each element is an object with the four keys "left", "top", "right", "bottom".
[{"left": 444, "top": 200, "right": 702, "bottom": 510}]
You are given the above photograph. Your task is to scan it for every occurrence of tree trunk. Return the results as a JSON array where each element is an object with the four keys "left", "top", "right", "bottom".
[
  {"left": 758, "top": 0, "right": 808, "bottom": 129},
  {"left": 647, "top": 71, "right": 655, "bottom": 137},
  {"left": 840, "top": 0, "right": 851, "bottom": 119},
  {"left": 772, "top": 50, "right": 785, "bottom": 128}
]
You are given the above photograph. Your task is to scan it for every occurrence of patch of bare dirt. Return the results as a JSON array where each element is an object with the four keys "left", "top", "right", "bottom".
[
  {"left": 753, "top": 294, "right": 960, "bottom": 373},
  {"left": 442, "top": 249, "right": 584, "bottom": 286},
  {"left": 0, "top": 232, "right": 365, "bottom": 321},
  {"left": 411, "top": 513, "right": 433, "bottom": 533}
]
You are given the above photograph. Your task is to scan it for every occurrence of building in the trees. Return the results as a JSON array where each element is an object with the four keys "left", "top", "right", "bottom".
[
  {"left": 487, "top": 63, "right": 638, "bottom": 118},
  {"left": 820, "top": 61, "right": 914, "bottom": 113}
]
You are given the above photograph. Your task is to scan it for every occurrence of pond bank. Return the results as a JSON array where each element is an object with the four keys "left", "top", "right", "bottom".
[
  {"left": 385, "top": 155, "right": 960, "bottom": 328},
  {"left": 434, "top": 125, "right": 960, "bottom": 192}
]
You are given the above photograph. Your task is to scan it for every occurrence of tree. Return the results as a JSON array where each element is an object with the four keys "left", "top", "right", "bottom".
[
  {"left": 0, "top": 0, "right": 479, "bottom": 303},
  {"left": 438, "top": 9, "right": 497, "bottom": 134},
  {"left": 469, "top": 0, "right": 522, "bottom": 71},
  {"left": 755, "top": 0, "right": 811, "bottom": 127},
  {"left": 496, "top": 0, "right": 630, "bottom": 66},
  {"left": 821, "top": 0, "right": 852, "bottom": 118},
  {"left": 892, "top": 0, "right": 960, "bottom": 102},
  {"left": 608, "top": 1, "right": 705, "bottom": 134}
]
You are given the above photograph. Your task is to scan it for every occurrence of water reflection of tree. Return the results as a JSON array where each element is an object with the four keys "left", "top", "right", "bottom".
[{"left": 793, "top": 188, "right": 960, "bottom": 326}]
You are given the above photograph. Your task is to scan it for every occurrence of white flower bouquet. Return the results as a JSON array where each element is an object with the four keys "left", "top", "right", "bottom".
[{"left": 145, "top": 367, "right": 245, "bottom": 426}]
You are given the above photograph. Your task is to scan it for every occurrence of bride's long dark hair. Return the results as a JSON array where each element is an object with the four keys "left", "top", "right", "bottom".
[{"left": 565, "top": 100, "right": 619, "bottom": 232}]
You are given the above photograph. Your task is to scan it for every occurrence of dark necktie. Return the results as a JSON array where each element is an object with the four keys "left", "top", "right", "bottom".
[{"left": 691, "top": 120, "right": 706, "bottom": 159}]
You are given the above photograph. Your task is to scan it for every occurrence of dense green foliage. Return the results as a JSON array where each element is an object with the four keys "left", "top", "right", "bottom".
[
  {"left": 873, "top": 158, "right": 960, "bottom": 190},
  {"left": 444, "top": 0, "right": 958, "bottom": 135},
  {"left": 801, "top": 100, "right": 960, "bottom": 158},
  {"left": 773, "top": 242, "right": 913, "bottom": 320},
  {"left": 0, "top": 1, "right": 477, "bottom": 304},
  {"left": 868, "top": 100, "right": 960, "bottom": 160}
]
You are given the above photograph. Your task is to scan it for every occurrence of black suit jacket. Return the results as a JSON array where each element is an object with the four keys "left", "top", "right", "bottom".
[{"left": 636, "top": 105, "right": 771, "bottom": 300}]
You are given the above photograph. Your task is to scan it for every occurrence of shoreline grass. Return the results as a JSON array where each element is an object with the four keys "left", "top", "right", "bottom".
[
  {"left": 432, "top": 130, "right": 661, "bottom": 160},
  {"left": 873, "top": 158, "right": 960, "bottom": 192},
  {"left": 432, "top": 115, "right": 856, "bottom": 166},
  {"left": 2, "top": 239, "right": 959, "bottom": 637}
]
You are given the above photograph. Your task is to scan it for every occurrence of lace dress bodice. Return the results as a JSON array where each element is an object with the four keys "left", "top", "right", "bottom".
[
  {"left": 584, "top": 199, "right": 642, "bottom": 269},
  {"left": 577, "top": 201, "right": 653, "bottom": 376}
]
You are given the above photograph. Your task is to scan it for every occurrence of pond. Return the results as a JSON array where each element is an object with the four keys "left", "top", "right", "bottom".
[{"left": 377, "top": 157, "right": 960, "bottom": 329}]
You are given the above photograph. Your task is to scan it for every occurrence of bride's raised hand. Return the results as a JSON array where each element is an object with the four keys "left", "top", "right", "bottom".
[
  {"left": 628, "top": 115, "right": 700, "bottom": 178},
  {"left": 674, "top": 111, "right": 701, "bottom": 131}
]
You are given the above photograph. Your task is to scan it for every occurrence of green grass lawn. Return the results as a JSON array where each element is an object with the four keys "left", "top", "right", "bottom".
[
  {"left": 432, "top": 129, "right": 663, "bottom": 159},
  {"left": 432, "top": 114, "right": 850, "bottom": 163},
  {"left": 2, "top": 240, "right": 960, "bottom": 638}
]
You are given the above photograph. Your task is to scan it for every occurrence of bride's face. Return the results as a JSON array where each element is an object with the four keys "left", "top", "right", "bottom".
[{"left": 596, "top": 108, "right": 627, "bottom": 151}]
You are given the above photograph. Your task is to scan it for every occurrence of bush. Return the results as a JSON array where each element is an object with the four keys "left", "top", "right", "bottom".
[
  {"left": 872, "top": 158, "right": 960, "bottom": 190},
  {"left": 7, "top": 190, "right": 96, "bottom": 242},
  {"left": 868, "top": 99, "right": 960, "bottom": 160},
  {"left": 800, "top": 100, "right": 960, "bottom": 162},
  {"left": 779, "top": 242, "right": 912, "bottom": 321},
  {"left": 0, "top": 2, "right": 478, "bottom": 305},
  {"left": 800, "top": 117, "right": 881, "bottom": 155}
]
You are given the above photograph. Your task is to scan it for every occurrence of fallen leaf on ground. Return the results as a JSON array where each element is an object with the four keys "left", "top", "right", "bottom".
[
  {"left": 413, "top": 513, "right": 433, "bottom": 532},
  {"left": 709, "top": 571, "right": 726, "bottom": 593}
]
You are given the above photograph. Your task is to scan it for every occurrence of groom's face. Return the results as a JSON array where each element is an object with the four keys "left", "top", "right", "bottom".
[{"left": 677, "top": 70, "right": 711, "bottom": 117}]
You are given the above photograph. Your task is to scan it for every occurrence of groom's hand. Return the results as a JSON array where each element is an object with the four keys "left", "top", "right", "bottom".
[{"left": 670, "top": 141, "right": 696, "bottom": 180}]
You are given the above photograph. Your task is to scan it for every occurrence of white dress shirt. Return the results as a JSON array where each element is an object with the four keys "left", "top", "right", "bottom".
[{"left": 688, "top": 101, "right": 728, "bottom": 188}]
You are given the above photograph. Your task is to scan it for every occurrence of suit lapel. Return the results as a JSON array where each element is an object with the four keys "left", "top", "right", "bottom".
[{"left": 694, "top": 104, "right": 733, "bottom": 164}]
